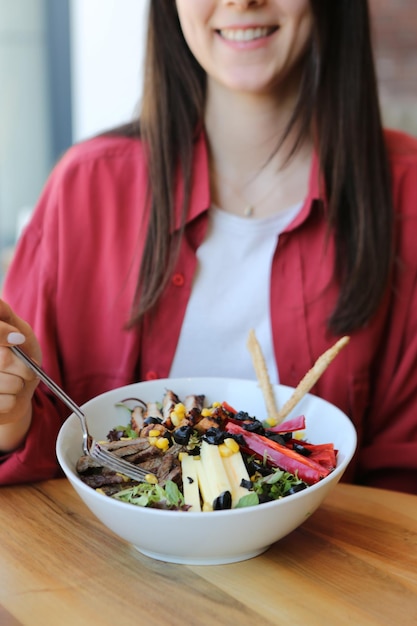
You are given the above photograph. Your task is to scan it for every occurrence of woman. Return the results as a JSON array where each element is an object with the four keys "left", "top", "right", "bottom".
[{"left": 0, "top": 0, "right": 416, "bottom": 491}]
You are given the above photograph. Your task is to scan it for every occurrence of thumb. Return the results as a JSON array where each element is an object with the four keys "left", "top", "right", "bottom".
[{"left": 0, "top": 299, "right": 39, "bottom": 356}]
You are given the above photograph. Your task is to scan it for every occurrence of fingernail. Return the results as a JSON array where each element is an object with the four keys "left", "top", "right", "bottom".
[{"left": 7, "top": 332, "right": 26, "bottom": 345}]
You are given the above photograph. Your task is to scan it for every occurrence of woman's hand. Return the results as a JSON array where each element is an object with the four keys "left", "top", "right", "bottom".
[{"left": 0, "top": 299, "right": 42, "bottom": 452}]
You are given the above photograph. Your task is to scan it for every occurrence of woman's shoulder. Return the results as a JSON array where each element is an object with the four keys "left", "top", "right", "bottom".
[
  {"left": 29, "top": 133, "right": 148, "bottom": 230},
  {"left": 54, "top": 133, "right": 145, "bottom": 179}
]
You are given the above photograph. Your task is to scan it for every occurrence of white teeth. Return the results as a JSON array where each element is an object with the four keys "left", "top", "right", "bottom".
[{"left": 219, "top": 27, "right": 272, "bottom": 42}]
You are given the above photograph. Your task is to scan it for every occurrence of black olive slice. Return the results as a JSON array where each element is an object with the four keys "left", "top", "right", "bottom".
[
  {"left": 202, "top": 428, "right": 225, "bottom": 445},
  {"left": 172, "top": 425, "right": 193, "bottom": 445},
  {"left": 213, "top": 490, "right": 232, "bottom": 510},
  {"left": 293, "top": 443, "right": 312, "bottom": 456},
  {"left": 286, "top": 483, "right": 308, "bottom": 495}
]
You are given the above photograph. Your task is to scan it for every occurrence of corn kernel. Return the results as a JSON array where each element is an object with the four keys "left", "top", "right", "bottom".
[
  {"left": 156, "top": 437, "right": 170, "bottom": 451},
  {"left": 218, "top": 443, "right": 234, "bottom": 458},
  {"left": 145, "top": 473, "right": 158, "bottom": 484},
  {"left": 265, "top": 417, "right": 277, "bottom": 427},
  {"left": 174, "top": 402, "right": 186, "bottom": 417},
  {"left": 224, "top": 437, "right": 240, "bottom": 453},
  {"left": 212, "top": 401, "right": 221, "bottom": 408},
  {"left": 293, "top": 430, "right": 306, "bottom": 440},
  {"left": 201, "top": 408, "right": 212, "bottom": 417},
  {"left": 170, "top": 412, "right": 182, "bottom": 427},
  {"left": 149, "top": 436, "right": 158, "bottom": 446},
  {"left": 148, "top": 429, "right": 161, "bottom": 437}
]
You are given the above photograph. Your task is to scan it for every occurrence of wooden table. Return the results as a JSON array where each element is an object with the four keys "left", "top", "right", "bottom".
[{"left": 0, "top": 479, "right": 416, "bottom": 626}]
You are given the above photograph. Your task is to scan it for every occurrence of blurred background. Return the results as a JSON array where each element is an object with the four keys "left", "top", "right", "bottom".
[
  {"left": 0, "top": 0, "right": 416, "bottom": 280},
  {"left": 0, "top": 0, "right": 149, "bottom": 278}
]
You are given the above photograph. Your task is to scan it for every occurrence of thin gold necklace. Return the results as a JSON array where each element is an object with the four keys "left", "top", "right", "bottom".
[{"left": 214, "top": 168, "right": 278, "bottom": 218}]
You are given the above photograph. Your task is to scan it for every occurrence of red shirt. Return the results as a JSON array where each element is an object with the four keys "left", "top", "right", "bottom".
[{"left": 2, "top": 129, "right": 417, "bottom": 492}]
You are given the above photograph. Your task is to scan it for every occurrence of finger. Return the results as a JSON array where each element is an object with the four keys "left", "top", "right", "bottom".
[
  {"left": 0, "top": 346, "right": 39, "bottom": 383},
  {"left": 0, "top": 372, "right": 24, "bottom": 395},
  {"left": 0, "top": 365, "right": 40, "bottom": 418},
  {"left": 0, "top": 300, "right": 30, "bottom": 346},
  {"left": 0, "top": 372, "right": 26, "bottom": 414},
  {"left": 0, "top": 299, "right": 42, "bottom": 364}
]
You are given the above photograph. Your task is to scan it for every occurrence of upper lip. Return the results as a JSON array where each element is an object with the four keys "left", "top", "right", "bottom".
[{"left": 216, "top": 24, "right": 278, "bottom": 31}]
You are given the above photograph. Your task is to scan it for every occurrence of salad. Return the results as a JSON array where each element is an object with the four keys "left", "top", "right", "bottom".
[{"left": 76, "top": 389, "right": 337, "bottom": 512}]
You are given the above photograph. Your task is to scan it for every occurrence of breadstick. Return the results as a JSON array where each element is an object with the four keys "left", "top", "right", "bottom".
[
  {"left": 273, "top": 336, "right": 350, "bottom": 425},
  {"left": 246, "top": 329, "right": 280, "bottom": 422}
]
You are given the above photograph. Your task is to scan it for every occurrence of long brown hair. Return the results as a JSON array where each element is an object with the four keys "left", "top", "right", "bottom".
[{"left": 113, "top": 0, "right": 393, "bottom": 335}]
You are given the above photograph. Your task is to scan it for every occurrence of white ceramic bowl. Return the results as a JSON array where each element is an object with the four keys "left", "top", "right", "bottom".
[{"left": 56, "top": 377, "right": 357, "bottom": 565}]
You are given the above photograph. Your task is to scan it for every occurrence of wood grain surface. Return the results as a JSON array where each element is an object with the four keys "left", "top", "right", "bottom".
[{"left": 0, "top": 479, "right": 416, "bottom": 626}]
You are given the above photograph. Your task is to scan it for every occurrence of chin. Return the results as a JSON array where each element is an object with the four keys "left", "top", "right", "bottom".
[
  {"left": 214, "top": 64, "right": 282, "bottom": 97},
  {"left": 219, "top": 76, "right": 276, "bottom": 97}
]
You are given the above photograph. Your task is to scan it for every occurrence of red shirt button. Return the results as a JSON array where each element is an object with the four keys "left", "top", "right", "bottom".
[
  {"left": 145, "top": 371, "right": 158, "bottom": 381},
  {"left": 172, "top": 273, "right": 185, "bottom": 287}
]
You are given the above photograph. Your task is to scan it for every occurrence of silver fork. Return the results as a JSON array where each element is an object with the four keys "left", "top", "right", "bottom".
[{"left": 11, "top": 345, "right": 152, "bottom": 483}]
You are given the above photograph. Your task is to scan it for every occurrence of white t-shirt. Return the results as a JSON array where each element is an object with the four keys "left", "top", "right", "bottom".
[{"left": 169, "top": 204, "right": 302, "bottom": 383}]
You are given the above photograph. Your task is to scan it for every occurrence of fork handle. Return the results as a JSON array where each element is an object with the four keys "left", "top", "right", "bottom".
[{"left": 10, "top": 345, "right": 90, "bottom": 454}]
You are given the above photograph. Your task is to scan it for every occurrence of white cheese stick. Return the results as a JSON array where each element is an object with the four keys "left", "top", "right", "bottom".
[
  {"left": 200, "top": 440, "right": 232, "bottom": 504},
  {"left": 222, "top": 450, "right": 251, "bottom": 507},
  {"left": 194, "top": 458, "right": 216, "bottom": 511},
  {"left": 180, "top": 453, "right": 201, "bottom": 512}
]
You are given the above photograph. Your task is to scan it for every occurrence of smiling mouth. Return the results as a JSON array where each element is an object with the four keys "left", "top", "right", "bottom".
[{"left": 218, "top": 26, "right": 278, "bottom": 43}]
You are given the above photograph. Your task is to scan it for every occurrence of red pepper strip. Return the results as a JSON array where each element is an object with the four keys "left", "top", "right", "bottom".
[
  {"left": 266, "top": 415, "right": 306, "bottom": 433},
  {"left": 221, "top": 401, "right": 237, "bottom": 414},
  {"left": 295, "top": 447, "right": 337, "bottom": 470},
  {"left": 287, "top": 440, "right": 337, "bottom": 468},
  {"left": 288, "top": 440, "right": 337, "bottom": 456},
  {"left": 309, "top": 453, "right": 337, "bottom": 471},
  {"left": 225, "top": 422, "right": 331, "bottom": 485}
]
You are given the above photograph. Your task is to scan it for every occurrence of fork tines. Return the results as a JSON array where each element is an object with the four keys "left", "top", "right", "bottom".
[{"left": 91, "top": 443, "right": 152, "bottom": 483}]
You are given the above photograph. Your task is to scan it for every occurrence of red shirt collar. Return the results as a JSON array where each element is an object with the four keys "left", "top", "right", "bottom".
[{"left": 173, "top": 131, "right": 323, "bottom": 232}]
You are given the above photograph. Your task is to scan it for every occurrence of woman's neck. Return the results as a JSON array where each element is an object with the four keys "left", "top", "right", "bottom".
[
  {"left": 205, "top": 84, "right": 294, "bottom": 176},
  {"left": 205, "top": 82, "right": 313, "bottom": 218}
]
